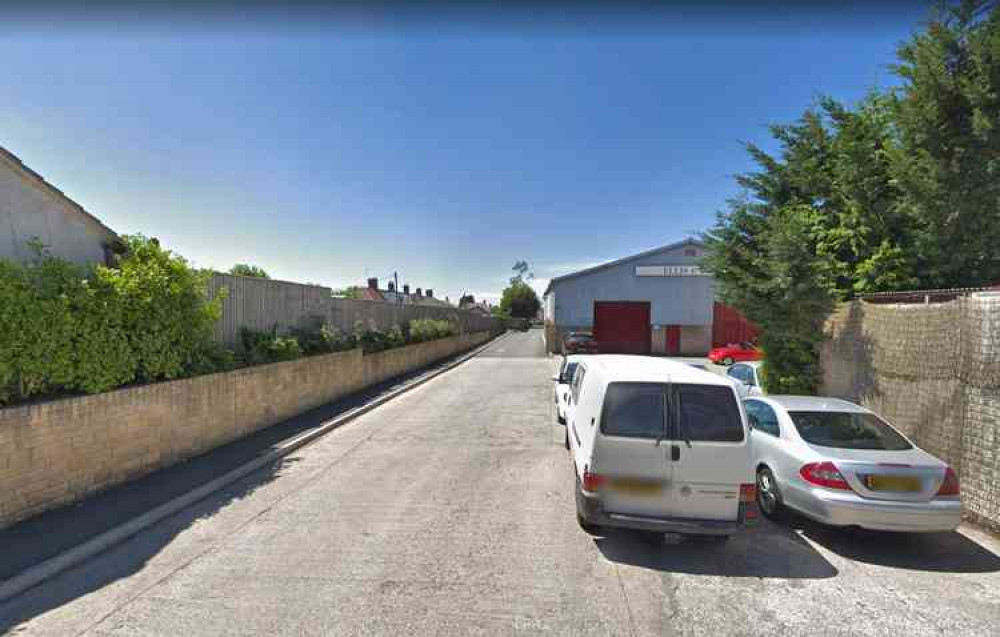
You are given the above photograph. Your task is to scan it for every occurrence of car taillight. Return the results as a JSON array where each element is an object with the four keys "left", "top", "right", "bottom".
[
  {"left": 582, "top": 470, "right": 607, "bottom": 492},
  {"left": 739, "top": 483, "right": 759, "bottom": 524},
  {"left": 800, "top": 461, "right": 852, "bottom": 491},
  {"left": 936, "top": 467, "right": 960, "bottom": 497}
]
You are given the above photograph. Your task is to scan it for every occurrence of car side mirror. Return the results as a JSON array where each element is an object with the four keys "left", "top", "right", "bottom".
[
  {"left": 747, "top": 414, "right": 760, "bottom": 430},
  {"left": 551, "top": 375, "right": 561, "bottom": 383}
]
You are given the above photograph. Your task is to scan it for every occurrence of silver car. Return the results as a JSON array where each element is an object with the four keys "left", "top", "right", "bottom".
[
  {"left": 745, "top": 396, "right": 961, "bottom": 533},
  {"left": 726, "top": 361, "right": 763, "bottom": 398}
]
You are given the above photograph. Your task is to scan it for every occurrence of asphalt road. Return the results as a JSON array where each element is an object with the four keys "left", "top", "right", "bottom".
[{"left": 3, "top": 331, "right": 999, "bottom": 636}]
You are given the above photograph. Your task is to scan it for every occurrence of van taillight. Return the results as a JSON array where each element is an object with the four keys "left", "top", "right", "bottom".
[
  {"left": 800, "top": 462, "right": 852, "bottom": 491},
  {"left": 739, "top": 483, "right": 759, "bottom": 524},
  {"left": 936, "top": 467, "right": 960, "bottom": 497},
  {"left": 583, "top": 470, "right": 607, "bottom": 492}
]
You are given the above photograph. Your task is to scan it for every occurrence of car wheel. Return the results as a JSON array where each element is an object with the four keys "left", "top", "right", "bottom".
[
  {"left": 557, "top": 413, "right": 566, "bottom": 425},
  {"left": 722, "top": 356, "right": 734, "bottom": 366},
  {"left": 756, "top": 467, "right": 784, "bottom": 520},
  {"left": 564, "top": 428, "right": 570, "bottom": 450}
]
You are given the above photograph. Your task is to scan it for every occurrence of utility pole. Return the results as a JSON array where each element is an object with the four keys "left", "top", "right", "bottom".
[{"left": 394, "top": 271, "right": 400, "bottom": 304}]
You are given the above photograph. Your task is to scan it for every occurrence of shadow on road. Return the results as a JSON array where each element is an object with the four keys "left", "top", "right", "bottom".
[
  {"left": 0, "top": 456, "right": 296, "bottom": 635},
  {"left": 797, "top": 520, "right": 1000, "bottom": 573},
  {"left": 595, "top": 520, "right": 838, "bottom": 579},
  {"left": 0, "top": 350, "right": 479, "bottom": 634}
]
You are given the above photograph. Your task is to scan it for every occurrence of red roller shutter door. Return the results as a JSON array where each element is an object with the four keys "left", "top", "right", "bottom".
[{"left": 593, "top": 301, "right": 651, "bottom": 354}]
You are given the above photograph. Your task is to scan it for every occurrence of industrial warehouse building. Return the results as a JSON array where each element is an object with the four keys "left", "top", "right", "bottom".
[{"left": 543, "top": 238, "right": 753, "bottom": 356}]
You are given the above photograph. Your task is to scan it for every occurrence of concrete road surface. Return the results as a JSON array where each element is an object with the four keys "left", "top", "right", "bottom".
[{"left": 3, "top": 331, "right": 999, "bottom": 636}]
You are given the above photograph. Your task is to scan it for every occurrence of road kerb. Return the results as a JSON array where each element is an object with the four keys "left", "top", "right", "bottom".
[{"left": 0, "top": 331, "right": 510, "bottom": 604}]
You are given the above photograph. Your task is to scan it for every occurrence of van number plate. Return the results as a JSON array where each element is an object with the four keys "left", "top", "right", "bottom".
[
  {"left": 865, "top": 475, "right": 920, "bottom": 492},
  {"left": 609, "top": 479, "right": 662, "bottom": 497}
]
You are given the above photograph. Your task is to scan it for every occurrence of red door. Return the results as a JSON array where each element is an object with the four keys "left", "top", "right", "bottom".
[
  {"left": 665, "top": 325, "right": 681, "bottom": 355},
  {"left": 593, "top": 301, "right": 651, "bottom": 354}
]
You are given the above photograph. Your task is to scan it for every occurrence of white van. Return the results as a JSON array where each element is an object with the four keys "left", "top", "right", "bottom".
[{"left": 568, "top": 355, "right": 758, "bottom": 538}]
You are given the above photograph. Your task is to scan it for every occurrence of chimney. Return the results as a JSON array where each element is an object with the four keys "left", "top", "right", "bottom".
[
  {"left": 403, "top": 284, "right": 410, "bottom": 295},
  {"left": 426, "top": 289, "right": 433, "bottom": 298},
  {"left": 367, "top": 277, "right": 378, "bottom": 290},
  {"left": 416, "top": 287, "right": 422, "bottom": 297},
  {"left": 387, "top": 281, "right": 395, "bottom": 292}
]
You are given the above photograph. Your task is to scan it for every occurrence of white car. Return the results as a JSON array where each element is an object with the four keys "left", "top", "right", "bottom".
[
  {"left": 726, "top": 361, "right": 764, "bottom": 398},
  {"left": 552, "top": 355, "right": 582, "bottom": 427},
  {"left": 568, "top": 355, "right": 757, "bottom": 539},
  {"left": 745, "top": 396, "right": 961, "bottom": 533}
]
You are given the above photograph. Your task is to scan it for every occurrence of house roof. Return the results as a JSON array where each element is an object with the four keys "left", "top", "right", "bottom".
[
  {"left": 0, "top": 145, "right": 118, "bottom": 239},
  {"left": 542, "top": 237, "right": 705, "bottom": 296},
  {"left": 365, "top": 287, "right": 455, "bottom": 307}
]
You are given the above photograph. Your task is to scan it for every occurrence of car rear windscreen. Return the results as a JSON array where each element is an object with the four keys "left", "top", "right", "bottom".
[
  {"left": 788, "top": 411, "right": 912, "bottom": 450},
  {"left": 676, "top": 385, "right": 744, "bottom": 442},
  {"left": 601, "top": 383, "right": 666, "bottom": 439}
]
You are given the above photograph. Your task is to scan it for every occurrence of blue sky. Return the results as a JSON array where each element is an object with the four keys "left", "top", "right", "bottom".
[{"left": 2, "top": 5, "right": 929, "bottom": 303}]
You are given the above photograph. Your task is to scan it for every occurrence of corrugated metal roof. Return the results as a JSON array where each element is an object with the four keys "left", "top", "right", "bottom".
[{"left": 542, "top": 238, "right": 705, "bottom": 296}]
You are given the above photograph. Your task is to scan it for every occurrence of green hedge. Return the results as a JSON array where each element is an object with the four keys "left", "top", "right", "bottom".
[{"left": 0, "top": 236, "right": 223, "bottom": 405}]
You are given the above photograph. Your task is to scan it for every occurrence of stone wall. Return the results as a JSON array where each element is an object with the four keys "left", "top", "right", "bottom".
[
  {"left": 0, "top": 332, "right": 493, "bottom": 530},
  {"left": 821, "top": 296, "right": 1000, "bottom": 527}
]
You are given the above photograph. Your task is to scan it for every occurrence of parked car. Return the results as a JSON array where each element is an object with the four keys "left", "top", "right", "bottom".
[
  {"left": 552, "top": 355, "right": 582, "bottom": 427},
  {"left": 744, "top": 396, "right": 961, "bottom": 533},
  {"left": 726, "top": 361, "right": 763, "bottom": 398},
  {"left": 568, "top": 355, "right": 758, "bottom": 540},
  {"left": 563, "top": 332, "right": 598, "bottom": 354},
  {"left": 708, "top": 341, "right": 761, "bottom": 366}
]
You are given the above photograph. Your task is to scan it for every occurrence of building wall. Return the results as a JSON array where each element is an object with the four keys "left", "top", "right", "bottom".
[
  {"left": 0, "top": 331, "right": 494, "bottom": 530},
  {"left": 0, "top": 159, "right": 115, "bottom": 266},
  {"left": 548, "top": 243, "right": 714, "bottom": 329}
]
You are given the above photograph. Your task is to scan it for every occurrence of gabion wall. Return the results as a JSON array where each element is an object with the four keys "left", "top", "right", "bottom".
[{"left": 822, "top": 295, "right": 1000, "bottom": 527}]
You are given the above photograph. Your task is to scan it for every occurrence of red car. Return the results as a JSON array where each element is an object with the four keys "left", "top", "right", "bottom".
[
  {"left": 563, "top": 332, "right": 598, "bottom": 354},
  {"left": 708, "top": 341, "right": 761, "bottom": 366}
]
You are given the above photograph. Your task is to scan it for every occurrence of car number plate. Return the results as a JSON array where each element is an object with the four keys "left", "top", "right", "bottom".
[
  {"left": 609, "top": 479, "right": 662, "bottom": 497},
  {"left": 865, "top": 475, "right": 921, "bottom": 492}
]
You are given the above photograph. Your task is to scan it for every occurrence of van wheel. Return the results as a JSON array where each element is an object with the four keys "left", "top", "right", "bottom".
[
  {"left": 722, "top": 356, "right": 734, "bottom": 366},
  {"left": 757, "top": 467, "right": 784, "bottom": 520}
]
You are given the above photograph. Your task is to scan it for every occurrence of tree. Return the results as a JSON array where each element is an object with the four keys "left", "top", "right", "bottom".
[
  {"left": 332, "top": 285, "right": 365, "bottom": 299},
  {"left": 511, "top": 260, "right": 533, "bottom": 283},
  {"left": 499, "top": 260, "right": 540, "bottom": 319},
  {"left": 229, "top": 264, "right": 270, "bottom": 279},
  {"left": 702, "top": 0, "right": 1000, "bottom": 394},
  {"left": 888, "top": 0, "right": 1000, "bottom": 288}
]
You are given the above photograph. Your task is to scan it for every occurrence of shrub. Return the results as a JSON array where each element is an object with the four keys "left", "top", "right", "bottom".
[
  {"left": 0, "top": 236, "right": 229, "bottom": 405},
  {"left": 239, "top": 327, "right": 303, "bottom": 365},
  {"left": 408, "top": 318, "right": 458, "bottom": 343},
  {"left": 0, "top": 251, "right": 136, "bottom": 403},
  {"left": 98, "top": 235, "right": 223, "bottom": 382}
]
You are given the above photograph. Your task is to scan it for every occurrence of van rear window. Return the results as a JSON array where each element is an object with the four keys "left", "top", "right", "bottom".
[
  {"left": 601, "top": 383, "right": 666, "bottom": 439},
  {"left": 676, "top": 385, "right": 744, "bottom": 442}
]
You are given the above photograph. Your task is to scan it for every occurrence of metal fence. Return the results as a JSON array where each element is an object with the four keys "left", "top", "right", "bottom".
[
  {"left": 822, "top": 292, "right": 1000, "bottom": 527},
  {"left": 208, "top": 273, "right": 504, "bottom": 348}
]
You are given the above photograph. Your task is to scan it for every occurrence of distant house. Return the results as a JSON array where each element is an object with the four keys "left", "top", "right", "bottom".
[
  {"left": 459, "top": 295, "right": 493, "bottom": 317},
  {"left": 0, "top": 145, "right": 118, "bottom": 266},
  {"left": 362, "top": 278, "right": 454, "bottom": 307}
]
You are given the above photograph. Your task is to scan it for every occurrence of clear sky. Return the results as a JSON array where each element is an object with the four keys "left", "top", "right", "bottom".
[{"left": 1, "top": 3, "right": 930, "bottom": 303}]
